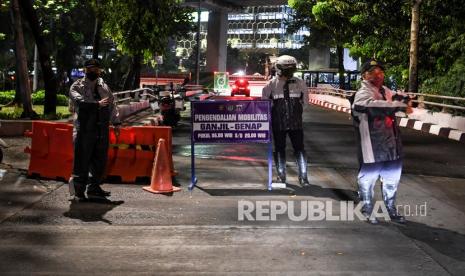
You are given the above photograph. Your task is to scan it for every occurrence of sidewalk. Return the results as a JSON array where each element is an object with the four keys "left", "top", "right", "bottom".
[{"left": 0, "top": 109, "right": 464, "bottom": 274}]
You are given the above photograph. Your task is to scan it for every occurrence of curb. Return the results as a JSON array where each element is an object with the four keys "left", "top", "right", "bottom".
[
  {"left": 309, "top": 99, "right": 351, "bottom": 113},
  {"left": 0, "top": 120, "right": 33, "bottom": 137},
  {"left": 309, "top": 98, "right": 465, "bottom": 143}
]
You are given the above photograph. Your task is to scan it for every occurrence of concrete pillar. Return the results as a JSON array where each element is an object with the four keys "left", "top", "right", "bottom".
[
  {"left": 308, "top": 47, "right": 330, "bottom": 70},
  {"left": 206, "top": 10, "right": 228, "bottom": 72}
]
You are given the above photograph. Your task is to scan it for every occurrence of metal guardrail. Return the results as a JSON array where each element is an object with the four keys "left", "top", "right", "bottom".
[
  {"left": 184, "top": 84, "right": 204, "bottom": 91},
  {"left": 113, "top": 85, "right": 207, "bottom": 105},
  {"left": 308, "top": 87, "right": 465, "bottom": 112},
  {"left": 113, "top": 88, "right": 154, "bottom": 104}
]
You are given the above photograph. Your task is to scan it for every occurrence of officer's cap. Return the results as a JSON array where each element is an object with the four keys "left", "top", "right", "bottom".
[
  {"left": 360, "top": 59, "right": 384, "bottom": 74},
  {"left": 84, "top": 58, "right": 102, "bottom": 68}
]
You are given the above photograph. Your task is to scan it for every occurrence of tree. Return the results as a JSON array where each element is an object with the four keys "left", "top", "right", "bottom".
[
  {"left": 226, "top": 44, "right": 247, "bottom": 74},
  {"left": 51, "top": 1, "right": 94, "bottom": 93},
  {"left": 10, "top": 0, "right": 35, "bottom": 118},
  {"left": 0, "top": 2, "right": 16, "bottom": 91},
  {"left": 156, "top": 42, "right": 181, "bottom": 73},
  {"left": 408, "top": 0, "right": 421, "bottom": 92},
  {"left": 288, "top": 0, "right": 356, "bottom": 88},
  {"left": 90, "top": 0, "right": 103, "bottom": 59},
  {"left": 19, "top": 0, "right": 58, "bottom": 117},
  {"left": 183, "top": 48, "right": 206, "bottom": 74},
  {"left": 244, "top": 51, "right": 268, "bottom": 75},
  {"left": 331, "top": 0, "right": 412, "bottom": 88},
  {"left": 102, "top": 0, "right": 194, "bottom": 89},
  {"left": 345, "top": 0, "right": 465, "bottom": 93}
]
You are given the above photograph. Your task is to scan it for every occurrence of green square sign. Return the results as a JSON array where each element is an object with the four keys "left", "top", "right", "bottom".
[{"left": 214, "top": 72, "right": 229, "bottom": 92}]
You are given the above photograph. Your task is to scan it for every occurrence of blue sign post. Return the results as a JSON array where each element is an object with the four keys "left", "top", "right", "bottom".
[{"left": 190, "top": 100, "right": 273, "bottom": 191}]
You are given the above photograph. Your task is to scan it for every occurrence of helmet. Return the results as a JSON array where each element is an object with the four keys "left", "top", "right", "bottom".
[{"left": 275, "top": 55, "right": 297, "bottom": 77}]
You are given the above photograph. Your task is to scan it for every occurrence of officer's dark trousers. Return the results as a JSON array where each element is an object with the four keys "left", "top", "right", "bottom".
[
  {"left": 72, "top": 128, "right": 109, "bottom": 191},
  {"left": 71, "top": 102, "right": 111, "bottom": 196},
  {"left": 273, "top": 129, "right": 304, "bottom": 154}
]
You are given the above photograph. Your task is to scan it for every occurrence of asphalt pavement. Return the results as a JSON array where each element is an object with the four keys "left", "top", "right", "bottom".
[{"left": 0, "top": 105, "right": 464, "bottom": 275}]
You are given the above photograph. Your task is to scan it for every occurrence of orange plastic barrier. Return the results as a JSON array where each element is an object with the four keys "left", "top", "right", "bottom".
[
  {"left": 106, "top": 127, "right": 137, "bottom": 182},
  {"left": 24, "top": 121, "right": 74, "bottom": 181},
  {"left": 143, "top": 138, "right": 181, "bottom": 194},
  {"left": 25, "top": 123, "right": 174, "bottom": 183},
  {"left": 105, "top": 126, "right": 174, "bottom": 182},
  {"left": 134, "top": 126, "right": 176, "bottom": 176}
]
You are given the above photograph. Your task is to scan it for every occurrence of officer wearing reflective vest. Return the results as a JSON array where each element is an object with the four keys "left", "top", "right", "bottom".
[
  {"left": 352, "top": 59, "right": 411, "bottom": 224},
  {"left": 262, "top": 55, "right": 310, "bottom": 187},
  {"left": 69, "top": 58, "right": 121, "bottom": 201}
]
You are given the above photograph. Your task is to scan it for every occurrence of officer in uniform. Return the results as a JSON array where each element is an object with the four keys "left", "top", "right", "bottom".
[
  {"left": 352, "top": 60, "right": 410, "bottom": 224},
  {"left": 262, "top": 55, "right": 310, "bottom": 187},
  {"left": 69, "top": 59, "right": 121, "bottom": 201}
]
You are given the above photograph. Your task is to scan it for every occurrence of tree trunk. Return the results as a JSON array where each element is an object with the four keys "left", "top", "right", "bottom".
[
  {"left": 336, "top": 45, "right": 345, "bottom": 90},
  {"left": 92, "top": 17, "right": 102, "bottom": 59},
  {"left": 122, "top": 55, "right": 142, "bottom": 90},
  {"left": 132, "top": 54, "right": 141, "bottom": 89},
  {"left": 8, "top": 4, "right": 21, "bottom": 106},
  {"left": 408, "top": 0, "right": 421, "bottom": 93},
  {"left": 92, "top": 0, "right": 102, "bottom": 59},
  {"left": 122, "top": 63, "right": 135, "bottom": 91},
  {"left": 10, "top": 0, "right": 35, "bottom": 118},
  {"left": 19, "top": 0, "right": 57, "bottom": 117},
  {"left": 33, "top": 44, "right": 39, "bottom": 92}
]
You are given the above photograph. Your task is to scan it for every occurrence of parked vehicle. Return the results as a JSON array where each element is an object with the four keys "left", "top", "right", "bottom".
[{"left": 159, "top": 82, "right": 184, "bottom": 127}]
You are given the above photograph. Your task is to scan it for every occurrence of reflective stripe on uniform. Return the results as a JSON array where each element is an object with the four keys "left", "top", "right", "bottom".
[{"left": 272, "top": 92, "right": 302, "bottom": 99}]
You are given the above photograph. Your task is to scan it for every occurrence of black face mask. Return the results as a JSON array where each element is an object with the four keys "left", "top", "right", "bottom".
[
  {"left": 86, "top": 72, "right": 99, "bottom": 81},
  {"left": 281, "top": 68, "right": 295, "bottom": 78}
]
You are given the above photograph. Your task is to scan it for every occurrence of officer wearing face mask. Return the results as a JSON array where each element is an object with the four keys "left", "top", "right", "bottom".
[
  {"left": 262, "top": 55, "right": 310, "bottom": 187},
  {"left": 352, "top": 59, "right": 411, "bottom": 224},
  {"left": 68, "top": 58, "right": 121, "bottom": 201}
]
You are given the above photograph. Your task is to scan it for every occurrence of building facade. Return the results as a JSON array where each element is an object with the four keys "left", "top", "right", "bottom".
[{"left": 176, "top": 5, "right": 308, "bottom": 70}]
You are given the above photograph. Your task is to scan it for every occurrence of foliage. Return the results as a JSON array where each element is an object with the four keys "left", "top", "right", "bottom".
[
  {"left": 0, "top": 90, "right": 15, "bottom": 105},
  {"left": 0, "top": 90, "right": 68, "bottom": 106},
  {"left": 421, "top": 58, "right": 465, "bottom": 115},
  {"left": 288, "top": 0, "right": 333, "bottom": 48},
  {"left": 2, "top": 0, "right": 465, "bottom": 100},
  {"left": 288, "top": 0, "right": 465, "bottom": 98},
  {"left": 102, "top": 0, "right": 194, "bottom": 63},
  {"left": 288, "top": 0, "right": 357, "bottom": 86},
  {"left": 0, "top": 105, "right": 71, "bottom": 119},
  {"left": 226, "top": 44, "right": 247, "bottom": 74},
  {"left": 245, "top": 51, "right": 268, "bottom": 75},
  {"left": 347, "top": 0, "right": 411, "bottom": 89},
  {"left": 0, "top": 107, "right": 23, "bottom": 119},
  {"left": 183, "top": 48, "right": 206, "bottom": 73},
  {"left": 154, "top": 41, "right": 181, "bottom": 73},
  {"left": 421, "top": 56, "right": 465, "bottom": 111},
  {"left": 31, "top": 90, "right": 68, "bottom": 105}
]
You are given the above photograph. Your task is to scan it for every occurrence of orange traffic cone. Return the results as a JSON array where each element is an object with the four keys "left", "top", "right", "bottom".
[{"left": 143, "top": 138, "right": 181, "bottom": 194}]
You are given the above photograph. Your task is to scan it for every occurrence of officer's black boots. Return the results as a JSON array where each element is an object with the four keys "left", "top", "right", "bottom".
[
  {"left": 295, "top": 151, "right": 310, "bottom": 187},
  {"left": 383, "top": 190, "right": 406, "bottom": 224},
  {"left": 387, "top": 208, "right": 406, "bottom": 224},
  {"left": 70, "top": 178, "right": 87, "bottom": 202},
  {"left": 87, "top": 185, "right": 111, "bottom": 199},
  {"left": 274, "top": 152, "right": 287, "bottom": 183},
  {"left": 359, "top": 191, "right": 379, "bottom": 224}
]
